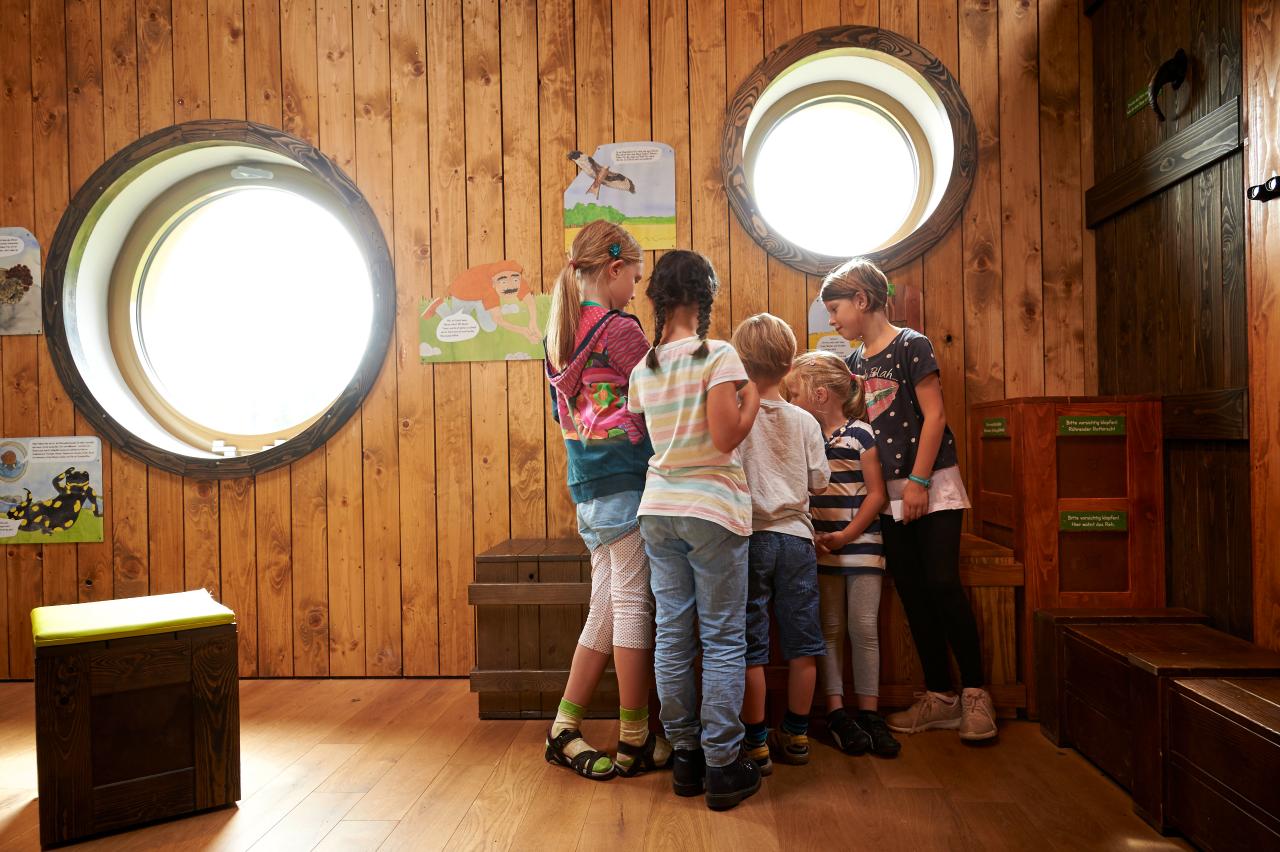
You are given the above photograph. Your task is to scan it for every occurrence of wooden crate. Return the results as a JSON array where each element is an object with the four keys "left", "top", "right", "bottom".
[
  {"left": 1167, "top": 678, "right": 1280, "bottom": 850},
  {"left": 1057, "top": 623, "right": 1280, "bottom": 831},
  {"left": 471, "top": 538, "right": 620, "bottom": 720},
  {"left": 1034, "top": 607, "right": 1210, "bottom": 744},
  {"left": 472, "top": 535, "right": 1025, "bottom": 720},
  {"left": 36, "top": 623, "right": 240, "bottom": 846},
  {"left": 970, "top": 396, "right": 1165, "bottom": 717}
]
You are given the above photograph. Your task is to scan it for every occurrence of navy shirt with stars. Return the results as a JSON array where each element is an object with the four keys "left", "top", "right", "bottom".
[{"left": 846, "top": 328, "right": 958, "bottom": 481}]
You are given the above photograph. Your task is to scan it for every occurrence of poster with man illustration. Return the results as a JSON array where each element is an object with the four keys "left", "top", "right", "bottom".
[
  {"left": 564, "top": 142, "right": 676, "bottom": 250},
  {"left": 0, "top": 227, "right": 41, "bottom": 335},
  {"left": 419, "top": 260, "right": 552, "bottom": 363},
  {"left": 0, "top": 436, "right": 104, "bottom": 544}
]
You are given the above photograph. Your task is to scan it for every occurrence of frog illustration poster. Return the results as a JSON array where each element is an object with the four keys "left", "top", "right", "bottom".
[
  {"left": 419, "top": 260, "right": 552, "bottom": 363},
  {"left": 0, "top": 437, "right": 104, "bottom": 543},
  {"left": 0, "top": 227, "right": 40, "bottom": 335},
  {"left": 564, "top": 142, "right": 676, "bottom": 250}
]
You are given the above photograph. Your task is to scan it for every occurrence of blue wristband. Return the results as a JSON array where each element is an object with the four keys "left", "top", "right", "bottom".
[{"left": 908, "top": 474, "right": 932, "bottom": 489}]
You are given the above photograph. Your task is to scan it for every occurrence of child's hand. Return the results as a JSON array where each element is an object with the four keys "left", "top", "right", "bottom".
[
  {"left": 902, "top": 480, "right": 929, "bottom": 523},
  {"left": 816, "top": 531, "right": 844, "bottom": 554}
]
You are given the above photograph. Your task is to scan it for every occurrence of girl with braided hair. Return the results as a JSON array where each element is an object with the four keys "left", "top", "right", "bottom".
[{"left": 626, "top": 250, "right": 762, "bottom": 810}]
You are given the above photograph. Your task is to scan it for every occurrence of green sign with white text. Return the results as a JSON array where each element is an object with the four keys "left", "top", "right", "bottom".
[
  {"left": 1059, "top": 511, "right": 1128, "bottom": 532},
  {"left": 1058, "top": 415, "right": 1126, "bottom": 436},
  {"left": 982, "top": 417, "right": 1008, "bottom": 437},
  {"left": 1125, "top": 90, "right": 1149, "bottom": 117}
]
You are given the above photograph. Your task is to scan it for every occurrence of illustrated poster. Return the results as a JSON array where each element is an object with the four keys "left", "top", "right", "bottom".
[
  {"left": 808, "top": 296, "right": 856, "bottom": 359},
  {"left": 0, "top": 437, "right": 104, "bottom": 544},
  {"left": 0, "top": 227, "right": 40, "bottom": 335},
  {"left": 419, "top": 260, "right": 552, "bottom": 363},
  {"left": 564, "top": 142, "right": 676, "bottom": 251}
]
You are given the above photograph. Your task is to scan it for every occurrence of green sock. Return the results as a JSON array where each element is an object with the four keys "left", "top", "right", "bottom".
[
  {"left": 550, "top": 698, "right": 612, "bottom": 774},
  {"left": 616, "top": 705, "right": 671, "bottom": 769}
]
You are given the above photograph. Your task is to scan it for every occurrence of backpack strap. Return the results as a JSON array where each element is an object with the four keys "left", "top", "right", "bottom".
[{"left": 546, "top": 309, "right": 627, "bottom": 423}]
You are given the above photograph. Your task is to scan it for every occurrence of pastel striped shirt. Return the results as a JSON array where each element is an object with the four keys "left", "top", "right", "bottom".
[
  {"left": 627, "top": 337, "right": 752, "bottom": 537},
  {"left": 811, "top": 419, "right": 885, "bottom": 574}
]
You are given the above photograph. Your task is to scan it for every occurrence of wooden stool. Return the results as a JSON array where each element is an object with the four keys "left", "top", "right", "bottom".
[
  {"left": 1034, "top": 607, "right": 1209, "bottom": 741},
  {"left": 1167, "top": 678, "right": 1280, "bottom": 850},
  {"left": 1058, "top": 623, "right": 1280, "bottom": 832},
  {"left": 33, "top": 590, "right": 240, "bottom": 847}
]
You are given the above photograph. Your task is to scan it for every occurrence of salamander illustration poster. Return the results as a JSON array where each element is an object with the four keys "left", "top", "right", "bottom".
[
  {"left": 0, "top": 227, "right": 41, "bottom": 335},
  {"left": 419, "top": 260, "right": 552, "bottom": 363},
  {"left": 564, "top": 142, "right": 676, "bottom": 250},
  {"left": 0, "top": 437, "right": 104, "bottom": 544},
  {"left": 808, "top": 296, "right": 855, "bottom": 359}
]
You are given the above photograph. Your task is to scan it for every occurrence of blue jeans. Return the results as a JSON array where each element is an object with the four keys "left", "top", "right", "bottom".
[{"left": 640, "top": 514, "right": 748, "bottom": 768}]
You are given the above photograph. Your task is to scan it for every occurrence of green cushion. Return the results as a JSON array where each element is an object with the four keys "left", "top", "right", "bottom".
[{"left": 31, "top": 589, "right": 235, "bottom": 647}]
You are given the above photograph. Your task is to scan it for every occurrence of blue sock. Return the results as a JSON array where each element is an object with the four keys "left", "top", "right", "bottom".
[
  {"left": 744, "top": 720, "right": 768, "bottom": 747},
  {"left": 782, "top": 711, "right": 809, "bottom": 736}
]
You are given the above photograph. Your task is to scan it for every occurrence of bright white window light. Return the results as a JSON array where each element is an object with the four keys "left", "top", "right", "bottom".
[
  {"left": 137, "top": 186, "right": 374, "bottom": 438},
  {"left": 751, "top": 99, "right": 918, "bottom": 258}
]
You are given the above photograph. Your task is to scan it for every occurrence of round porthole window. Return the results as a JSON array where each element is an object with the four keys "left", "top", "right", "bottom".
[
  {"left": 45, "top": 120, "right": 394, "bottom": 477},
  {"left": 724, "top": 25, "right": 977, "bottom": 275}
]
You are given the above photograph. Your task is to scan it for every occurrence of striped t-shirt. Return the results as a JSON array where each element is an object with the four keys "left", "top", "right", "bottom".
[
  {"left": 627, "top": 337, "right": 752, "bottom": 537},
  {"left": 811, "top": 418, "right": 885, "bottom": 575}
]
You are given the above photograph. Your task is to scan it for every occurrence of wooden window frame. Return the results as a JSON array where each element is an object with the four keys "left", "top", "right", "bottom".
[
  {"left": 723, "top": 25, "right": 977, "bottom": 276},
  {"left": 44, "top": 119, "right": 395, "bottom": 479}
]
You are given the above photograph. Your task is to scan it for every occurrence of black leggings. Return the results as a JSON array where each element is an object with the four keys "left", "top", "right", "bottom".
[{"left": 881, "top": 509, "right": 984, "bottom": 692}]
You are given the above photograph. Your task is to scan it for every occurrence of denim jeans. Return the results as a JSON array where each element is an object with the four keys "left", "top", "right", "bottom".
[{"left": 640, "top": 514, "right": 748, "bottom": 768}]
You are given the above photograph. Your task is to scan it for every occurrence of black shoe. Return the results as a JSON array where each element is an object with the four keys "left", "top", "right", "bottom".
[
  {"left": 705, "top": 754, "right": 761, "bottom": 811},
  {"left": 672, "top": 748, "right": 706, "bottom": 797},
  {"left": 858, "top": 710, "right": 902, "bottom": 758},
  {"left": 827, "top": 708, "right": 871, "bottom": 755}
]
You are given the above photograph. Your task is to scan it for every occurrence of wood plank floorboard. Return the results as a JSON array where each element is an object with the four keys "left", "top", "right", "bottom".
[{"left": 0, "top": 680, "right": 1191, "bottom": 851}]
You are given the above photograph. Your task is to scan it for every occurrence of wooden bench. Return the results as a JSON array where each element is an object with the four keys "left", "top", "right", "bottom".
[
  {"left": 33, "top": 590, "right": 240, "bottom": 847},
  {"left": 1034, "top": 607, "right": 1210, "bottom": 742},
  {"left": 1166, "top": 678, "right": 1280, "bottom": 850},
  {"left": 1057, "top": 623, "right": 1280, "bottom": 831},
  {"left": 470, "top": 534, "right": 1026, "bottom": 719}
]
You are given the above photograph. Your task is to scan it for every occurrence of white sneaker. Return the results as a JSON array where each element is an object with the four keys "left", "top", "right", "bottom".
[{"left": 885, "top": 691, "right": 962, "bottom": 734}]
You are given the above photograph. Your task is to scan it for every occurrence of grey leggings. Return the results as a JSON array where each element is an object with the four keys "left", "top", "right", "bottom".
[{"left": 818, "top": 573, "right": 882, "bottom": 697}]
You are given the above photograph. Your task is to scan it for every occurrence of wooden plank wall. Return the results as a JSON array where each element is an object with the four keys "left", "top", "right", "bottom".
[
  {"left": 0, "top": 0, "right": 1093, "bottom": 678},
  {"left": 1244, "top": 0, "right": 1280, "bottom": 652},
  {"left": 1089, "top": 0, "right": 1252, "bottom": 639}
]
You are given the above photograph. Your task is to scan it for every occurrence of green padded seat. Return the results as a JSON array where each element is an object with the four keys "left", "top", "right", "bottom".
[{"left": 31, "top": 588, "right": 235, "bottom": 647}]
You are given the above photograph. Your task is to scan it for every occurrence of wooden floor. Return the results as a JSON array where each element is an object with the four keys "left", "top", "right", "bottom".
[{"left": 0, "top": 680, "right": 1190, "bottom": 851}]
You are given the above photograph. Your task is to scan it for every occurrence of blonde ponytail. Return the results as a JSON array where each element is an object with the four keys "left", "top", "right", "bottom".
[{"left": 545, "top": 219, "right": 642, "bottom": 372}]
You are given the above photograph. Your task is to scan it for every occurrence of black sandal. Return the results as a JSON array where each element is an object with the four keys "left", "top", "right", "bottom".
[
  {"left": 614, "top": 731, "right": 672, "bottom": 777},
  {"left": 544, "top": 728, "right": 616, "bottom": 780}
]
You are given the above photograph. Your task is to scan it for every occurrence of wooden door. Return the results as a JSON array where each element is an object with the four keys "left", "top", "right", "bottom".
[{"left": 1087, "top": 0, "right": 1250, "bottom": 638}]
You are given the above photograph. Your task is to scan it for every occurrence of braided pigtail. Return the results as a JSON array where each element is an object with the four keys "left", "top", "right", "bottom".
[
  {"left": 693, "top": 289, "right": 713, "bottom": 359},
  {"left": 647, "top": 300, "right": 667, "bottom": 370}
]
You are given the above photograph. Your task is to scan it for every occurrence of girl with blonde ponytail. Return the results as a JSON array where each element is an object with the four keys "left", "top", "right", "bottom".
[{"left": 543, "top": 219, "right": 672, "bottom": 781}]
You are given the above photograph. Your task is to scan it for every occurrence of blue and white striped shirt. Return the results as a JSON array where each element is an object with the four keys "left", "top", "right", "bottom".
[{"left": 811, "top": 418, "right": 885, "bottom": 575}]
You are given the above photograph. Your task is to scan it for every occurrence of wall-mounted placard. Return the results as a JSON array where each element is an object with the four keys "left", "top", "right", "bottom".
[
  {"left": 1057, "top": 414, "right": 1126, "bottom": 436},
  {"left": 418, "top": 260, "right": 551, "bottom": 363},
  {"left": 982, "top": 417, "right": 1008, "bottom": 437},
  {"left": 0, "top": 436, "right": 103, "bottom": 543},
  {"left": 0, "top": 227, "right": 40, "bottom": 335},
  {"left": 1059, "top": 510, "right": 1128, "bottom": 532}
]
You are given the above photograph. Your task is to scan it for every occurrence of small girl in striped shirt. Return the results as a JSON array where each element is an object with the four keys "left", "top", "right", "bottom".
[{"left": 785, "top": 351, "right": 900, "bottom": 758}]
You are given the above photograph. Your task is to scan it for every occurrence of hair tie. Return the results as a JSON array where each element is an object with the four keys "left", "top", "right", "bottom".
[
  {"left": 568, "top": 259, "right": 577, "bottom": 270},
  {"left": 885, "top": 280, "right": 897, "bottom": 298},
  {"left": 608, "top": 243, "right": 621, "bottom": 259}
]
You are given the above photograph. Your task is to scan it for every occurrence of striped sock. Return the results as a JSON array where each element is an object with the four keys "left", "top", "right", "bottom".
[
  {"left": 744, "top": 720, "right": 768, "bottom": 747},
  {"left": 550, "top": 698, "right": 611, "bottom": 774}
]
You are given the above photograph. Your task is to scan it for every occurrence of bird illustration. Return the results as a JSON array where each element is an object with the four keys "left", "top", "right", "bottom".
[{"left": 568, "top": 151, "right": 636, "bottom": 198}]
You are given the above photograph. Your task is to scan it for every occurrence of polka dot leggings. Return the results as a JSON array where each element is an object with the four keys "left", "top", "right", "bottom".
[{"left": 578, "top": 527, "right": 655, "bottom": 652}]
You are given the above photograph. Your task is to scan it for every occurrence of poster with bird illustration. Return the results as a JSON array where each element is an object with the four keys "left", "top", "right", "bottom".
[
  {"left": 0, "top": 228, "right": 40, "bottom": 335},
  {"left": 564, "top": 142, "right": 676, "bottom": 250},
  {"left": 0, "top": 436, "right": 104, "bottom": 544}
]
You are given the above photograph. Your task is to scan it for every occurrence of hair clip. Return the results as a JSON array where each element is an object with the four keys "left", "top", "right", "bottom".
[
  {"left": 608, "top": 242, "right": 621, "bottom": 258},
  {"left": 886, "top": 280, "right": 897, "bottom": 298}
]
